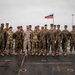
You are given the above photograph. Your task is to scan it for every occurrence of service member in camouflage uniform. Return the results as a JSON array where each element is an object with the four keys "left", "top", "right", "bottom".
[
  {"left": 47, "top": 24, "right": 56, "bottom": 56},
  {"left": 14, "top": 26, "right": 23, "bottom": 55},
  {"left": 30, "top": 26, "right": 39, "bottom": 55},
  {"left": 69, "top": 25, "right": 75, "bottom": 55},
  {"left": 23, "top": 26, "right": 31, "bottom": 55},
  {"left": 4, "top": 23, "right": 9, "bottom": 50},
  {"left": 0, "top": 23, "right": 5, "bottom": 56},
  {"left": 61, "top": 25, "right": 69, "bottom": 56},
  {"left": 55, "top": 25, "right": 62, "bottom": 56},
  {"left": 4, "top": 23, "right": 9, "bottom": 32},
  {"left": 53, "top": 25, "right": 56, "bottom": 32},
  {"left": 29, "top": 25, "right": 32, "bottom": 31},
  {"left": 53, "top": 25, "right": 57, "bottom": 55},
  {"left": 44, "top": 24, "right": 49, "bottom": 56},
  {"left": 20, "top": 26, "right": 24, "bottom": 53},
  {"left": 39, "top": 27, "right": 46, "bottom": 56},
  {"left": 6, "top": 27, "right": 14, "bottom": 55}
]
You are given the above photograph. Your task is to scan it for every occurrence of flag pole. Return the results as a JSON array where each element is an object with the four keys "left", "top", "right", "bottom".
[{"left": 72, "top": 14, "right": 74, "bottom": 26}]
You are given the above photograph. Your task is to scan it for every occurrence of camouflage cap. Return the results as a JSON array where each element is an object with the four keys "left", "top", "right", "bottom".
[
  {"left": 17, "top": 26, "right": 20, "bottom": 29},
  {"left": 54, "top": 25, "right": 56, "bottom": 27},
  {"left": 64, "top": 25, "right": 67, "bottom": 28},
  {"left": 57, "top": 25, "right": 60, "bottom": 27},
  {"left": 6, "top": 23, "right": 9, "bottom": 26},
  {"left": 72, "top": 25, "right": 75, "bottom": 28},
  {"left": 44, "top": 24, "right": 47, "bottom": 26},
  {"left": 41, "top": 26, "right": 44, "bottom": 28},
  {"left": 20, "top": 26, "right": 23, "bottom": 28},
  {"left": 35, "top": 26, "right": 37, "bottom": 29},
  {"left": 9, "top": 26, "right": 12, "bottom": 29},
  {"left": 50, "top": 24, "right": 54, "bottom": 27},
  {"left": 29, "top": 25, "right": 32, "bottom": 28},
  {"left": 1, "top": 23, "right": 4, "bottom": 26},
  {"left": 37, "top": 25, "right": 39, "bottom": 27}
]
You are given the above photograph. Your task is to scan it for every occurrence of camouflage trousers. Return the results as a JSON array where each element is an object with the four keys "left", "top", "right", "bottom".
[
  {"left": 39, "top": 41, "right": 46, "bottom": 50},
  {"left": 70, "top": 42, "right": 75, "bottom": 51},
  {"left": 0, "top": 39, "right": 4, "bottom": 54},
  {"left": 47, "top": 41, "right": 55, "bottom": 53},
  {"left": 32, "top": 40, "right": 39, "bottom": 51},
  {"left": 54, "top": 40, "right": 61, "bottom": 52},
  {"left": 15, "top": 40, "right": 22, "bottom": 53},
  {"left": 6, "top": 40, "right": 13, "bottom": 53},
  {"left": 23, "top": 40, "right": 31, "bottom": 52},
  {"left": 62, "top": 41, "right": 68, "bottom": 52}
]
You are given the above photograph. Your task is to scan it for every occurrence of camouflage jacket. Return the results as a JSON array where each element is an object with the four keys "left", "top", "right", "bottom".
[
  {"left": 70, "top": 30, "right": 75, "bottom": 42},
  {"left": 39, "top": 30, "right": 46, "bottom": 41},
  {"left": 30, "top": 30, "right": 39, "bottom": 42},
  {"left": 61, "top": 30, "right": 69, "bottom": 42},
  {"left": 47, "top": 29, "right": 56, "bottom": 42},
  {"left": 14, "top": 31, "right": 23, "bottom": 40},
  {"left": 6, "top": 30, "right": 14, "bottom": 41},
  {"left": 55, "top": 29, "right": 62, "bottom": 41}
]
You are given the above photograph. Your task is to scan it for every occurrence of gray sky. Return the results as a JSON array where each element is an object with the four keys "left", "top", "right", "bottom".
[{"left": 0, "top": 0, "right": 75, "bottom": 30}]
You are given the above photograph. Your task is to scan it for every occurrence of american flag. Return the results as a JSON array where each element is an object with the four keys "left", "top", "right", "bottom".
[{"left": 45, "top": 14, "right": 53, "bottom": 19}]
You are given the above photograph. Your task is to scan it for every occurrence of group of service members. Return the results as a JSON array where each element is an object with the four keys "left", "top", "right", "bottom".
[{"left": 0, "top": 23, "right": 75, "bottom": 57}]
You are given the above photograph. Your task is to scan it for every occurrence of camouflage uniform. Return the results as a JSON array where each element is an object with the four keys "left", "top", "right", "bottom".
[
  {"left": 23, "top": 26, "right": 31, "bottom": 55},
  {"left": 6, "top": 27, "right": 14, "bottom": 55},
  {"left": 39, "top": 27, "right": 46, "bottom": 56},
  {"left": 61, "top": 25, "right": 69, "bottom": 56},
  {"left": 53, "top": 25, "right": 57, "bottom": 55},
  {"left": 4, "top": 23, "right": 9, "bottom": 49},
  {"left": 47, "top": 24, "right": 56, "bottom": 56},
  {"left": 30, "top": 26, "right": 39, "bottom": 55},
  {"left": 0, "top": 23, "right": 5, "bottom": 56},
  {"left": 69, "top": 25, "right": 75, "bottom": 55},
  {"left": 14, "top": 27, "right": 23, "bottom": 54},
  {"left": 44, "top": 24, "right": 48, "bottom": 55},
  {"left": 20, "top": 26, "right": 24, "bottom": 52},
  {"left": 55, "top": 25, "right": 62, "bottom": 56}
]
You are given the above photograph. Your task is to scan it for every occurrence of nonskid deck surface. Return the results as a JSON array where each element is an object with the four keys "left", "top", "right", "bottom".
[{"left": 0, "top": 51, "right": 75, "bottom": 75}]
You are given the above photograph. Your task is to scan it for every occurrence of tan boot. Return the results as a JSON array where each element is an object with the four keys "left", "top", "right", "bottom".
[
  {"left": 6, "top": 52, "right": 9, "bottom": 55},
  {"left": 58, "top": 52, "right": 60, "bottom": 56},
  {"left": 52, "top": 53, "right": 55, "bottom": 57},
  {"left": 46, "top": 52, "right": 50, "bottom": 56},
  {"left": 64, "top": 52, "right": 66, "bottom": 56},
  {"left": 1, "top": 53, "right": 4, "bottom": 56},
  {"left": 70, "top": 51, "right": 72, "bottom": 55}
]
